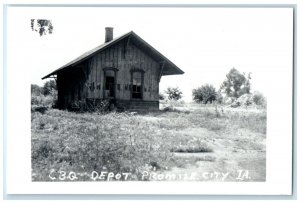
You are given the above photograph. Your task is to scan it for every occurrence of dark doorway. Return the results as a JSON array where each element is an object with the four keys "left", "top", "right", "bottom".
[{"left": 105, "top": 76, "right": 115, "bottom": 98}]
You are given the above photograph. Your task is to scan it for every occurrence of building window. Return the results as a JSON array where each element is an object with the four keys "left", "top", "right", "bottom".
[{"left": 132, "top": 71, "right": 143, "bottom": 99}]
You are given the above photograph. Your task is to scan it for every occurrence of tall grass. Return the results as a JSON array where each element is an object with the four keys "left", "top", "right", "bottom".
[
  {"left": 31, "top": 104, "right": 266, "bottom": 181},
  {"left": 155, "top": 106, "right": 266, "bottom": 134},
  {"left": 31, "top": 110, "right": 172, "bottom": 181}
]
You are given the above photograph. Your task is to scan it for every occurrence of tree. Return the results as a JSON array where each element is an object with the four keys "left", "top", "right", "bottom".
[
  {"left": 42, "top": 80, "right": 57, "bottom": 96},
  {"left": 220, "top": 68, "right": 251, "bottom": 98},
  {"left": 31, "top": 84, "right": 42, "bottom": 96},
  {"left": 31, "top": 19, "right": 53, "bottom": 36},
  {"left": 192, "top": 84, "right": 217, "bottom": 104},
  {"left": 243, "top": 72, "right": 252, "bottom": 94},
  {"left": 165, "top": 87, "right": 183, "bottom": 101}
]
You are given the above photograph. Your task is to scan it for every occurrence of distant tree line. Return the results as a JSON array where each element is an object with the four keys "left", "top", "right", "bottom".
[
  {"left": 31, "top": 80, "right": 57, "bottom": 96},
  {"left": 192, "top": 67, "right": 252, "bottom": 104},
  {"left": 161, "top": 67, "right": 266, "bottom": 107},
  {"left": 31, "top": 80, "right": 57, "bottom": 107}
]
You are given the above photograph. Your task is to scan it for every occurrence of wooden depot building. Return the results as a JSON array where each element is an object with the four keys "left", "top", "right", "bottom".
[{"left": 42, "top": 27, "right": 184, "bottom": 111}]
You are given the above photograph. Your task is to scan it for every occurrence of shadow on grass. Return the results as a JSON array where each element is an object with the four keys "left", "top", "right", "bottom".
[{"left": 170, "top": 145, "right": 213, "bottom": 153}]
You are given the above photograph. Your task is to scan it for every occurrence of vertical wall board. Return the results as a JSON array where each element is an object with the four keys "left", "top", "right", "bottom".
[
  {"left": 94, "top": 56, "right": 97, "bottom": 98},
  {"left": 56, "top": 36, "right": 168, "bottom": 110},
  {"left": 94, "top": 54, "right": 98, "bottom": 99},
  {"left": 97, "top": 53, "right": 102, "bottom": 99},
  {"left": 86, "top": 59, "right": 90, "bottom": 98},
  {"left": 90, "top": 58, "right": 95, "bottom": 98},
  {"left": 100, "top": 52, "right": 105, "bottom": 99},
  {"left": 81, "top": 61, "right": 89, "bottom": 100},
  {"left": 93, "top": 56, "right": 97, "bottom": 98}
]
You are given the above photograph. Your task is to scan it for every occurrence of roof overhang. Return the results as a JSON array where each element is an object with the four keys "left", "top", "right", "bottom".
[{"left": 42, "top": 31, "right": 184, "bottom": 79}]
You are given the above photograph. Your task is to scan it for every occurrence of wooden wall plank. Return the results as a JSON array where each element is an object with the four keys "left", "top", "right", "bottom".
[{"left": 58, "top": 37, "right": 162, "bottom": 110}]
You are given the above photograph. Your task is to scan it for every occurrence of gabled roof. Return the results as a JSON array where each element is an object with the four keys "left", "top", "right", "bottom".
[{"left": 42, "top": 31, "right": 184, "bottom": 79}]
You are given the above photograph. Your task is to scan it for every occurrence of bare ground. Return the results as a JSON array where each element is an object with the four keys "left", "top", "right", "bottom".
[{"left": 148, "top": 116, "right": 266, "bottom": 182}]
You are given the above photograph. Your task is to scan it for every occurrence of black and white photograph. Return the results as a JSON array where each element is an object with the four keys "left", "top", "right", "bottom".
[
  {"left": 4, "top": 2, "right": 294, "bottom": 196},
  {"left": 29, "top": 7, "right": 272, "bottom": 182}
]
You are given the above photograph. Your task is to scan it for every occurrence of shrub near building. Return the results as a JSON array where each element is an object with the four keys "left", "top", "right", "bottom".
[
  {"left": 192, "top": 84, "right": 219, "bottom": 104},
  {"left": 31, "top": 80, "right": 58, "bottom": 110}
]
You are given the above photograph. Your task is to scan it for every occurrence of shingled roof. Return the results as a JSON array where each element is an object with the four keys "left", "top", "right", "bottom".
[{"left": 42, "top": 31, "right": 184, "bottom": 79}]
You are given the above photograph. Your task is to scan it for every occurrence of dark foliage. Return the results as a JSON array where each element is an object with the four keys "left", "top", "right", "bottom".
[
  {"left": 192, "top": 84, "right": 217, "bottom": 104},
  {"left": 31, "top": 80, "right": 57, "bottom": 107},
  {"left": 31, "top": 84, "right": 42, "bottom": 96},
  {"left": 31, "top": 19, "right": 53, "bottom": 36},
  {"left": 165, "top": 87, "right": 183, "bottom": 101},
  {"left": 42, "top": 80, "right": 57, "bottom": 96},
  {"left": 220, "top": 68, "right": 251, "bottom": 98}
]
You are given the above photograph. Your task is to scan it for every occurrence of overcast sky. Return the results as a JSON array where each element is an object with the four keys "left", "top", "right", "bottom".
[{"left": 7, "top": 7, "right": 293, "bottom": 101}]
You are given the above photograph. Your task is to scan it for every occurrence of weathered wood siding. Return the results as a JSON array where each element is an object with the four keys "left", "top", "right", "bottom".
[
  {"left": 86, "top": 40, "right": 160, "bottom": 101},
  {"left": 57, "top": 38, "right": 161, "bottom": 109}
]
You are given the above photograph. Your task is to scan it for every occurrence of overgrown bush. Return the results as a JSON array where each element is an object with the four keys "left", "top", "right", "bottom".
[
  {"left": 192, "top": 84, "right": 217, "bottom": 104},
  {"left": 31, "top": 94, "right": 56, "bottom": 107},
  {"left": 85, "top": 99, "right": 111, "bottom": 112},
  {"left": 31, "top": 80, "right": 57, "bottom": 108},
  {"left": 252, "top": 91, "right": 266, "bottom": 107},
  {"left": 231, "top": 94, "right": 252, "bottom": 108},
  {"left": 222, "top": 96, "right": 235, "bottom": 105},
  {"left": 31, "top": 84, "right": 42, "bottom": 96},
  {"left": 165, "top": 87, "right": 183, "bottom": 101},
  {"left": 42, "top": 80, "right": 57, "bottom": 96},
  {"left": 230, "top": 92, "right": 266, "bottom": 108}
]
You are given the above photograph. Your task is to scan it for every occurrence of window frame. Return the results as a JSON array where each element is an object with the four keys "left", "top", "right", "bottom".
[
  {"left": 103, "top": 67, "right": 119, "bottom": 99},
  {"left": 130, "top": 68, "right": 145, "bottom": 100}
]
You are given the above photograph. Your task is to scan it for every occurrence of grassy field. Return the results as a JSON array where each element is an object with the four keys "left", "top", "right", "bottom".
[{"left": 31, "top": 103, "right": 266, "bottom": 182}]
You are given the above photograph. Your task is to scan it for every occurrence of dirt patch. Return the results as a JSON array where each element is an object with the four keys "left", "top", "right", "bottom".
[{"left": 150, "top": 126, "right": 266, "bottom": 182}]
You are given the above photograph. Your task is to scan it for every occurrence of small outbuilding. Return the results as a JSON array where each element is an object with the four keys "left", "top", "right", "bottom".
[{"left": 42, "top": 27, "right": 184, "bottom": 111}]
